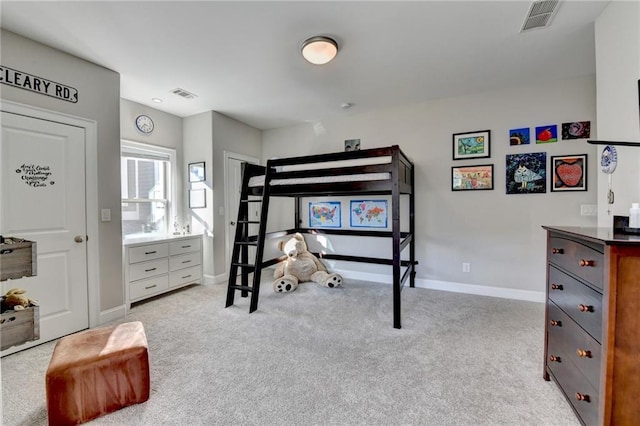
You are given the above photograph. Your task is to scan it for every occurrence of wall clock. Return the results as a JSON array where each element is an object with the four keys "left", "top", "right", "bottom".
[{"left": 135, "top": 115, "right": 154, "bottom": 134}]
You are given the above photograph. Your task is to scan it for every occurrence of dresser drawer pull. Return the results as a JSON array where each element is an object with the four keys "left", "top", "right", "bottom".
[
  {"left": 578, "top": 304, "right": 594, "bottom": 313},
  {"left": 552, "top": 248, "right": 564, "bottom": 254},
  {"left": 181, "top": 260, "right": 192, "bottom": 264},
  {"left": 145, "top": 267, "right": 157, "bottom": 272},
  {"left": 579, "top": 259, "right": 595, "bottom": 267},
  {"left": 181, "top": 245, "right": 191, "bottom": 249},
  {"left": 575, "top": 393, "right": 590, "bottom": 403},
  {"left": 576, "top": 349, "right": 592, "bottom": 358},
  {"left": 550, "top": 320, "right": 562, "bottom": 327},
  {"left": 144, "top": 284, "right": 157, "bottom": 290},
  {"left": 144, "top": 250, "right": 157, "bottom": 255},
  {"left": 549, "top": 355, "right": 561, "bottom": 362},
  {"left": 551, "top": 283, "right": 563, "bottom": 291},
  {"left": 181, "top": 274, "right": 192, "bottom": 279}
]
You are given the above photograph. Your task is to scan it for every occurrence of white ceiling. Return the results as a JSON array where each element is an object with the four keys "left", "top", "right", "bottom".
[{"left": 1, "top": 1, "right": 610, "bottom": 130}]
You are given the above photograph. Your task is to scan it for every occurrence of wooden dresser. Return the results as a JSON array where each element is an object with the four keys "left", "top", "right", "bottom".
[
  {"left": 543, "top": 226, "right": 640, "bottom": 426},
  {"left": 124, "top": 234, "right": 202, "bottom": 308}
]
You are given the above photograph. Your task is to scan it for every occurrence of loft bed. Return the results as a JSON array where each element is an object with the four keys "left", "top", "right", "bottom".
[{"left": 225, "top": 145, "right": 416, "bottom": 329}]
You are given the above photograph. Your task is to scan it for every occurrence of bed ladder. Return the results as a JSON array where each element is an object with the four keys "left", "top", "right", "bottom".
[{"left": 225, "top": 163, "right": 272, "bottom": 313}]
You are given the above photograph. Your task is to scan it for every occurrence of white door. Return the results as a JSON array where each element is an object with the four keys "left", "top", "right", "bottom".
[
  {"left": 1, "top": 111, "right": 89, "bottom": 353},
  {"left": 224, "top": 153, "right": 259, "bottom": 274}
]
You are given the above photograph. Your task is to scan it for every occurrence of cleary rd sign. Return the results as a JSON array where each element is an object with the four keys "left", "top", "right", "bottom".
[{"left": 0, "top": 65, "right": 78, "bottom": 103}]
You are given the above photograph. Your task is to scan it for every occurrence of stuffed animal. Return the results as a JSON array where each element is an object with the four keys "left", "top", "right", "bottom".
[
  {"left": 1, "top": 288, "right": 38, "bottom": 311},
  {"left": 273, "top": 233, "right": 343, "bottom": 293}
]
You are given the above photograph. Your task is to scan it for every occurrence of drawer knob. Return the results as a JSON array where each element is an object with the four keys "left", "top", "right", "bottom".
[
  {"left": 578, "top": 304, "right": 594, "bottom": 313},
  {"left": 551, "top": 283, "right": 564, "bottom": 291},
  {"left": 552, "top": 248, "right": 564, "bottom": 254},
  {"left": 549, "top": 355, "right": 561, "bottom": 362},
  {"left": 575, "top": 393, "right": 590, "bottom": 402},
  {"left": 550, "top": 320, "right": 562, "bottom": 327},
  {"left": 579, "top": 259, "right": 595, "bottom": 267},
  {"left": 576, "top": 349, "right": 592, "bottom": 358}
]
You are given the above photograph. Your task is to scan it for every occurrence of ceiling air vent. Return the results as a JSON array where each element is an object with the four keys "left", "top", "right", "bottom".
[
  {"left": 521, "top": 0, "right": 561, "bottom": 32},
  {"left": 170, "top": 88, "right": 198, "bottom": 99}
]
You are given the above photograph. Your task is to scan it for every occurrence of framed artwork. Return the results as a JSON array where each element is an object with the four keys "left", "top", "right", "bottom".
[
  {"left": 344, "top": 139, "right": 361, "bottom": 151},
  {"left": 350, "top": 200, "right": 388, "bottom": 228},
  {"left": 188, "top": 161, "right": 205, "bottom": 182},
  {"left": 509, "top": 128, "right": 530, "bottom": 146},
  {"left": 561, "top": 121, "right": 591, "bottom": 140},
  {"left": 452, "top": 130, "right": 490, "bottom": 160},
  {"left": 551, "top": 154, "right": 588, "bottom": 192},
  {"left": 535, "top": 125, "right": 558, "bottom": 144},
  {"left": 452, "top": 164, "right": 494, "bottom": 191},
  {"left": 506, "top": 152, "right": 547, "bottom": 194},
  {"left": 309, "top": 201, "right": 341, "bottom": 228},
  {"left": 189, "top": 189, "right": 206, "bottom": 208}
]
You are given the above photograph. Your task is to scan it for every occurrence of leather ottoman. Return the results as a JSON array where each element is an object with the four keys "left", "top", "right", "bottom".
[{"left": 45, "top": 321, "right": 150, "bottom": 425}]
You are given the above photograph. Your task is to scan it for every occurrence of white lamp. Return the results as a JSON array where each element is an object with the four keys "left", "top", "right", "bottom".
[{"left": 301, "top": 36, "right": 338, "bottom": 65}]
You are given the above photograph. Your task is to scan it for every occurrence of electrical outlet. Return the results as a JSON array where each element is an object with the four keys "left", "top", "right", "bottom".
[
  {"left": 100, "top": 208, "right": 111, "bottom": 222},
  {"left": 580, "top": 204, "right": 597, "bottom": 216},
  {"left": 462, "top": 263, "right": 471, "bottom": 273}
]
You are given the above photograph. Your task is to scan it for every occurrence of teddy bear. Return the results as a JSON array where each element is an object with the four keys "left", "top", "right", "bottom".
[
  {"left": 273, "top": 233, "right": 343, "bottom": 293},
  {"left": 1, "top": 288, "right": 39, "bottom": 312}
]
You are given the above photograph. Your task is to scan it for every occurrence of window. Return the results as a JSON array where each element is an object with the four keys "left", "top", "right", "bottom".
[{"left": 121, "top": 140, "right": 176, "bottom": 239}]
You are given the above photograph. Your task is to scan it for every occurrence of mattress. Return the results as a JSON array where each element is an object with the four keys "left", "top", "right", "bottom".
[{"left": 248, "top": 155, "right": 392, "bottom": 187}]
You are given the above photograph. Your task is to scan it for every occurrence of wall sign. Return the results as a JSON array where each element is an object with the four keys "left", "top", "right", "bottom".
[
  {"left": 15, "top": 163, "right": 55, "bottom": 188},
  {"left": 0, "top": 65, "right": 78, "bottom": 103}
]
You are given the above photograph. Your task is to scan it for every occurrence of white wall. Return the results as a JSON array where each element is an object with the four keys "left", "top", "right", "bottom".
[
  {"left": 0, "top": 30, "right": 123, "bottom": 312},
  {"left": 595, "top": 1, "right": 640, "bottom": 226},
  {"left": 263, "top": 76, "right": 598, "bottom": 298}
]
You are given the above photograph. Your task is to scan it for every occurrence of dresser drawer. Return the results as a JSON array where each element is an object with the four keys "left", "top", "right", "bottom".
[
  {"left": 129, "top": 243, "right": 168, "bottom": 264},
  {"left": 169, "top": 252, "right": 201, "bottom": 272},
  {"left": 547, "top": 302, "right": 601, "bottom": 389},
  {"left": 129, "top": 258, "right": 169, "bottom": 282},
  {"left": 169, "top": 265, "right": 201, "bottom": 288},
  {"left": 547, "top": 348, "right": 599, "bottom": 426},
  {"left": 129, "top": 275, "right": 169, "bottom": 301},
  {"left": 548, "top": 266, "right": 602, "bottom": 342},
  {"left": 548, "top": 236, "right": 603, "bottom": 289},
  {"left": 169, "top": 237, "right": 201, "bottom": 256}
]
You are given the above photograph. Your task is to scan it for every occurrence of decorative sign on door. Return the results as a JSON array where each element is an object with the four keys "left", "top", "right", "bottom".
[
  {"left": 0, "top": 65, "right": 78, "bottom": 103},
  {"left": 15, "top": 163, "right": 55, "bottom": 188}
]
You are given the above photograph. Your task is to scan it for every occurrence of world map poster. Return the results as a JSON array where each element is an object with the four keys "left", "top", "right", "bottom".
[{"left": 350, "top": 200, "right": 388, "bottom": 228}]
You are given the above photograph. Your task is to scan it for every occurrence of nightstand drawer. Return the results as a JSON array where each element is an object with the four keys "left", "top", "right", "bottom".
[
  {"left": 548, "top": 266, "right": 602, "bottom": 342},
  {"left": 169, "top": 238, "right": 201, "bottom": 256},
  {"left": 169, "top": 265, "right": 201, "bottom": 288},
  {"left": 169, "top": 252, "right": 201, "bottom": 272},
  {"left": 129, "top": 258, "right": 168, "bottom": 282},
  {"left": 129, "top": 275, "right": 169, "bottom": 301},
  {"left": 548, "top": 236, "right": 603, "bottom": 289},
  {"left": 547, "top": 302, "right": 601, "bottom": 389},
  {"left": 129, "top": 243, "right": 168, "bottom": 264}
]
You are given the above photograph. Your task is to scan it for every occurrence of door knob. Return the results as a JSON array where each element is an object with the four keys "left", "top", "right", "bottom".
[
  {"left": 74, "top": 235, "right": 84, "bottom": 243},
  {"left": 230, "top": 221, "right": 236, "bottom": 226}
]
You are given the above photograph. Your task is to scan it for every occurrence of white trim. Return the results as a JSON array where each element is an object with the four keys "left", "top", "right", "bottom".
[
  {"left": 99, "top": 305, "right": 126, "bottom": 325},
  {"left": 223, "top": 151, "right": 259, "bottom": 276},
  {"left": 210, "top": 272, "right": 228, "bottom": 285},
  {"left": 0, "top": 99, "right": 102, "bottom": 328},
  {"left": 335, "top": 269, "right": 545, "bottom": 303}
]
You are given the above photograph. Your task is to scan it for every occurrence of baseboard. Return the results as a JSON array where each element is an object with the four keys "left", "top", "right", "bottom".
[
  {"left": 99, "top": 304, "right": 127, "bottom": 325},
  {"left": 335, "top": 269, "right": 545, "bottom": 303},
  {"left": 208, "top": 273, "right": 227, "bottom": 285}
]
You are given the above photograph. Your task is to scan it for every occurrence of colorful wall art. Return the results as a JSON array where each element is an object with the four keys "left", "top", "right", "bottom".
[
  {"left": 350, "top": 200, "right": 388, "bottom": 228},
  {"left": 551, "top": 154, "right": 588, "bottom": 191},
  {"left": 509, "top": 128, "right": 530, "bottom": 145},
  {"left": 309, "top": 201, "right": 341, "bottom": 228},
  {"left": 535, "top": 125, "right": 557, "bottom": 143},
  {"left": 561, "top": 121, "right": 591, "bottom": 139},
  {"left": 506, "top": 152, "right": 547, "bottom": 194}
]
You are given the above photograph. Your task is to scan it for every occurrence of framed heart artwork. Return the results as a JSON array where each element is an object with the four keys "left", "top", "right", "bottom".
[{"left": 551, "top": 154, "right": 588, "bottom": 192}]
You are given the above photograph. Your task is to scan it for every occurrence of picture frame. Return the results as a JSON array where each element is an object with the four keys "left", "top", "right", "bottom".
[
  {"left": 451, "top": 164, "right": 494, "bottom": 191},
  {"left": 350, "top": 200, "right": 388, "bottom": 228},
  {"left": 551, "top": 154, "right": 588, "bottom": 192},
  {"left": 452, "top": 130, "right": 490, "bottom": 160},
  {"left": 309, "top": 201, "right": 341, "bottom": 228},
  {"left": 506, "top": 152, "right": 547, "bottom": 194},
  {"left": 189, "top": 189, "right": 206, "bottom": 208},
  {"left": 188, "top": 161, "right": 205, "bottom": 183}
]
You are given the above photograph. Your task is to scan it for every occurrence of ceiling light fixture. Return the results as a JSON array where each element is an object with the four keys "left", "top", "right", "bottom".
[{"left": 301, "top": 36, "right": 338, "bottom": 65}]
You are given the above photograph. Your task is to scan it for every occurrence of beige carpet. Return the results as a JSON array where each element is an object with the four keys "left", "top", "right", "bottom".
[{"left": 1, "top": 279, "right": 580, "bottom": 425}]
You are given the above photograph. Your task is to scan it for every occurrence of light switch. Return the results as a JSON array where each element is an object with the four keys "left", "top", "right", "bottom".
[{"left": 101, "top": 208, "right": 111, "bottom": 222}]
